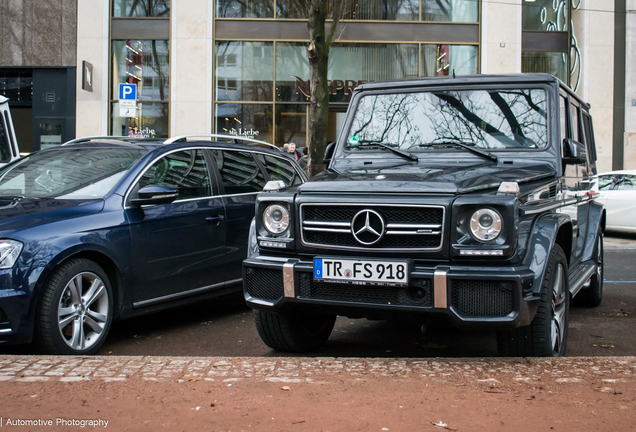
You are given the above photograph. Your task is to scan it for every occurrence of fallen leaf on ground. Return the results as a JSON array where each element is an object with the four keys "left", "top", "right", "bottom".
[
  {"left": 281, "top": 386, "right": 291, "bottom": 391},
  {"left": 431, "top": 421, "right": 457, "bottom": 431},
  {"left": 181, "top": 376, "right": 203, "bottom": 382}
]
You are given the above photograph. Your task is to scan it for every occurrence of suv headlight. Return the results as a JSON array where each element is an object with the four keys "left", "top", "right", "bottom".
[
  {"left": 0, "top": 239, "right": 23, "bottom": 269},
  {"left": 469, "top": 208, "right": 502, "bottom": 242},
  {"left": 263, "top": 204, "right": 290, "bottom": 235}
]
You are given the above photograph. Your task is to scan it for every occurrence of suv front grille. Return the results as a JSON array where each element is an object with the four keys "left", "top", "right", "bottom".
[
  {"left": 451, "top": 280, "right": 514, "bottom": 317},
  {"left": 299, "top": 273, "right": 432, "bottom": 307},
  {"left": 300, "top": 204, "right": 444, "bottom": 251}
]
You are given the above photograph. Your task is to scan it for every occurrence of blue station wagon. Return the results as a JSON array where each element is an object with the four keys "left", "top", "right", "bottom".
[{"left": 0, "top": 139, "right": 306, "bottom": 354}]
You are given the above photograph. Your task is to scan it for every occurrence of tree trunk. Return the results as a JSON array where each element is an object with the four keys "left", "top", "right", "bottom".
[{"left": 306, "top": 0, "right": 331, "bottom": 178}]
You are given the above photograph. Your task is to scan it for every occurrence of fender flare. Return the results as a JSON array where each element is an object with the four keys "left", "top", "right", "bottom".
[
  {"left": 522, "top": 212, "right": 572, "bottom": 296},
  {"left": 581, "top": 201, "right": 605, "bottom": 262}
]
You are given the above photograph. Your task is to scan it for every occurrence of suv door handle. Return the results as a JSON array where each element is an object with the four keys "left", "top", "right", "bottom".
[{"left": 206, "top": 215, "right": 225, "bottom": 225}]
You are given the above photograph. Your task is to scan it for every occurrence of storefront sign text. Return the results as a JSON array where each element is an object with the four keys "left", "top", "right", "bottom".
[
  {"left": 293, "top": 76, "right": 368, "bottom": 98},
  {"left": 229, "top": 128, "right": 260, "bottom": 138}
]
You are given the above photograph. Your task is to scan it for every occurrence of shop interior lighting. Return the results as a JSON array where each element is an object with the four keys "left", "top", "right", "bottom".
[
  {"left": 125, "top": 72, "right": 141, "bottom": 80},
  {"left": 125, "top": 45, "right": 139, "bottom": 55}
]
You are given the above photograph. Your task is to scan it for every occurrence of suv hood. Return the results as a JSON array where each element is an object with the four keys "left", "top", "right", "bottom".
[
  {"left": 299, "top": 162, "right": 556, "bottom": 194},
  {"left": 0, "top": 197, "right": 105, "bottom": 232}
]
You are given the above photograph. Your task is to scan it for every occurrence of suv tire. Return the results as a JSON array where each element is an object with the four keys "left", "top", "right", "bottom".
[
  {"left": 497, "top": 244, "right": 570, "bottom": 357},
  {"left": 254, "top": 309, "right": 336, "bottom": 353},
  {"left": 575, "top": 232, "right": 603, "bottom": 307}
]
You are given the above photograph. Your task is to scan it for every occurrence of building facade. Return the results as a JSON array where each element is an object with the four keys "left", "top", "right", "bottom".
[{"left": 0, "top": 0, "right": 623, "bottom": 172}]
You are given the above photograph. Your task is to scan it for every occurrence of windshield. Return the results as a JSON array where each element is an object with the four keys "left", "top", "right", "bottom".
[
  {"left": 345, "top": 88, "right": 548, "bottom": 151},
  {"left": 0, "top": 148, "right": 148, "bottom": 199}
]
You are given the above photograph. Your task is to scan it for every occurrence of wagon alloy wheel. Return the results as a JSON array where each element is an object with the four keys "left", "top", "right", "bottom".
[
  {"left": 57, "top": 272, "right": 109, "bottom": 351},
  {"left": 551, "top": 263, "right": 567, "bottom": 355},
  {"left": 34, "top": 258, "right": 114, "bottom": 355}
]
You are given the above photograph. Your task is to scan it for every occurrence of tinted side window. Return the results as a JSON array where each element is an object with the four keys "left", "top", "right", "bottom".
[
  {"left": 559, "top": 95, "right": 568, "bottom": 143},
  {"left": 254, "top": 153, "right": 302, "bottom": 187},
  {"left": 212, "top": 149, "right": 265, "bottom": 194},
  {"left": 0, "top": 117, "right": 11, "bottom": 162},
  {"left": 137, "top": 149, "right": 211, "bottom": 200},
  {"left": 582, "top": 113, "right": 597, "bottom": 162},
  {"left": 569, "top": 102, "right": 581, "bottom": 142}
]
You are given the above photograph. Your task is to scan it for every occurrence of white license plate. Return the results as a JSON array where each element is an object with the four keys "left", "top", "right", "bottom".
[{"left": 314, "top": 258, "right": 408, "bottom": 285}]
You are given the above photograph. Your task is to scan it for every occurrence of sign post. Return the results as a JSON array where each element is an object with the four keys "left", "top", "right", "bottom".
[{"left": 118, "top": 83, "right": 137, "bottom": 118}]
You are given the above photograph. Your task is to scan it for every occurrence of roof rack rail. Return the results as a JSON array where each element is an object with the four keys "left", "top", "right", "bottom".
[
  {"left": 61, "top": 136, "right": 158, "bottom": 146},
  {"left": 164, "top": 134, "right": 280, "bottom": 150}
]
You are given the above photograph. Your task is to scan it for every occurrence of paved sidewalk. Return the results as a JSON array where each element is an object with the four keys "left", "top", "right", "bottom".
[
  {"left": 1, "top": 355, "right": 635, "bottom": 431},
  {"left": 0, "top": 355, "right": 635, "bottom": 384}
]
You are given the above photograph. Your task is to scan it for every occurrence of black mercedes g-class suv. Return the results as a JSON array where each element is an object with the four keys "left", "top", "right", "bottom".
[{"left": 243, "top": 73, "right": 605, "bottom": 357}]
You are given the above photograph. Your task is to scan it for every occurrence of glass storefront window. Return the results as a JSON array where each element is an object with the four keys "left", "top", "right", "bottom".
[
  {"left": 277, "top": 0, "right": 418, "bottom": 20},
  {"left": 328, "top": 44, "right": 418, "bottom": 102},
  {"left": 522, "top": 52, "right": 567, "bottom": 83},
  {"left": 215, "top": 103, "right": 273, "bottom": 143},
  {"left": 215, "top": 42, "right": 274, "bottom": 102},
  {"left": 113, "top": 0, "right": 169, "bottom": 17},
  {"left": 110, "top": 102, "right": 169, "bottom": 138},
  {"left": 275, "top": 104, "right": 307, "bottom": 147},
  {"left": 111, "top": 40, "right": 169, "bottom": 101},
  {"left": 216, "top": 0, "right": 274, "bottom": 18},
  {"left": 0, "top": 71, "right": 33, "bottom": 103},
  {"left": 421, "top": 0, "right": 478, "bottom": 22},
  {"left": 421, "top": 44, "right": 478, "bottom": 76},
  {"left": 523, "top": 0, "right": 568, "bottom": 31},
  {"left": 276, "top": 43, "right": 310, "bottom": 103}
]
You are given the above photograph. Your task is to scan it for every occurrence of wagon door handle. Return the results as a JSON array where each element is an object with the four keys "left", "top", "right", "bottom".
[{"left": 206, "top": 215, "right": 225, "bottom": 225}]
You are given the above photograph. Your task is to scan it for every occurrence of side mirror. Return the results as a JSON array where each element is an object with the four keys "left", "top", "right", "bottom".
[
  {"left": 562, "top": 138, "right": 586, "bottom": 165},
  {"left": 130, "top": 185, "right": 179, "bottom": 206},
  {"left": 323, "top": 142, "right": 336, "bottom": 166}
]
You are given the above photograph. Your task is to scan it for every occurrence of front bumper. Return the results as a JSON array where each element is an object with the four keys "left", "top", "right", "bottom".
[
  {"left": 243, "top": 255, "right": 538, "bottom": 328},
  {"left": 0, "top": 267, "right": 38, "bottom": 346}
]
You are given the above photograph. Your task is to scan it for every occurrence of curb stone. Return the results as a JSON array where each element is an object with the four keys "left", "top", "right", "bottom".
[{"left": 0, "top": 355, "right": 634, "bottom": 384}]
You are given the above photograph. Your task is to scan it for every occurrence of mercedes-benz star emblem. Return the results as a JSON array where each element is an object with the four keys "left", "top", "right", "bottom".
[{"left": 351, "top": 210, "right": 385, "bottom": 245}]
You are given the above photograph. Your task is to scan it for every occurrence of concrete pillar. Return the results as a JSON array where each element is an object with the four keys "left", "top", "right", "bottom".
[
  {"left": 481, "top": 0, "right": 522, "bottom": 74},
  {"left": 76, "top": 0, "right": 110, "bottom": 137},
  {"left": 624, "top": 0, "right": 636, "bottom": 169},
  {"left": 573, "top": 0, "right": 615, "bottom": 173},
  {"left": 170, "top": 0, "right": 213, "bottom": 136}
]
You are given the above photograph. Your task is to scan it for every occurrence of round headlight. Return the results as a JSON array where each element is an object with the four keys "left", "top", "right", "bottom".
[
  {"left": 469, "top": 208, "right": 502, "bottom": 242},
  {"left": 263, "top": 204, "right": 290, "bottom": 235}
]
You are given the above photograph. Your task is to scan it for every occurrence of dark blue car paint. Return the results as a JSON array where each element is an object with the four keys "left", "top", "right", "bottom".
[{"left": 0, "top": 141, "right": 304, "bottom": 346}]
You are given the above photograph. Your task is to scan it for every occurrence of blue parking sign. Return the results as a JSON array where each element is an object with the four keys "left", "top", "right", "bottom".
[{"left": 119, "top": 83, "right": 137, "bottom": 101}]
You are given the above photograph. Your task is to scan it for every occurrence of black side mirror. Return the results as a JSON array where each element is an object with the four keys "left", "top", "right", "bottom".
[
  {"left": 323, "top": 142, "right": 336, "bottom": 166},
  {"left": 130, "top": 185, "right": 179, "bottom": 206},
  {"left": 562, "top": 138, "right": 586, "bottom": 165}
]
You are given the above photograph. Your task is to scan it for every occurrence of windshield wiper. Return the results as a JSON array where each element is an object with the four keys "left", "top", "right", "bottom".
[
  {"left": 352, "top": 141, "right": 418, "bottom": 161},
  {"left": 418, "top": 141, "right": 498, "bottom": 163}
]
